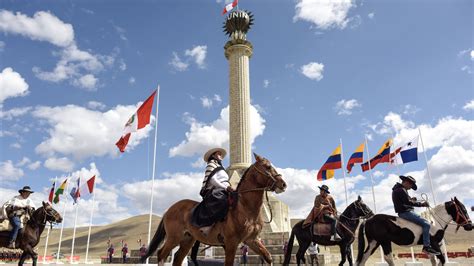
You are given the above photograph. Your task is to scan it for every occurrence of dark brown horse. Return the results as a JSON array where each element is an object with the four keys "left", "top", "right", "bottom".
[
  {"left": 141, "top": 153, "right": 287, "bottom": 266},
  {"left": 283, "top": 196, "right": 374, "bottom": 266},
  {"left": 0, "top": 202, "right": 63, "bottom": 266}
]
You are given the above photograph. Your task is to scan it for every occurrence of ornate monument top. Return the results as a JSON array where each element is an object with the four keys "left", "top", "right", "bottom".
[{"left": 223, "top": 10, "right": 254, "bottom": 41}]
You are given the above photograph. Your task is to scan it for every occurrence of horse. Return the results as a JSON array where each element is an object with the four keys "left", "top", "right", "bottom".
[
  {"left": 0, "top": 201, "right": 63, "bottom": 266},
  {"left": 356, "top": 197, "right": 473, "bottom": 266},
  {"left": 283, "top": 196, "right": 374, "bottom": 266},
  {"left": 141, "top": 153, "right": 287, "bottom": 266}
]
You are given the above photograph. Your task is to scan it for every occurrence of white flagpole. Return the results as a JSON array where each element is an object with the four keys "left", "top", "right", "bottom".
[
  {"left": 419, "top": 128, "right": 451, "bottom": 263},
  {"left": 147, "top": 86, "right": 160, "bottom": 264},
  {"left": 42, "top": 177, "right": 57, "bottom": 264},
  {"left": 339, "top": 139, "right": 349, "bottom": 207},
  {"left": 364, "top": 137, "right": 386, "bottom": 264},
  {"left": 70, "top": 196, "right": 80, "bottom": 264},
  {"left": 56, "top": 176, "right": 70, "bottom": 264},
  {"left": 84, "top": 177, "right": 97, "bottom": 264}
]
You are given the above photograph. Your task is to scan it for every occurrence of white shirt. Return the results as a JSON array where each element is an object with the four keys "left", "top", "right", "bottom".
[
  {"left": 5, "top": 195, "right": 36, "bottom": 209},
  {"left": 308, "top": 244, "right": 318, "bottom": 255},
  {"left": 207, "top": 169, "right": 230, "bottom": 190}
]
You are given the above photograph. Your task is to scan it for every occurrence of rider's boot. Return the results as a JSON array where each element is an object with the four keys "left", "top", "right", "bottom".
[
  {"left": 422, "top": 246, "right": 440, "bottom": 255},
  {"left": 7, "top": 240, "right": 15, "bottom": 249}
]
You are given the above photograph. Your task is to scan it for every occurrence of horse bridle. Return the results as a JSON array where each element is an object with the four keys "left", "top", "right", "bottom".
[
  {"left": 451, "top": 200, "right": 471, "bottom": 226},
  {"left": 238, "top": 163, "right": 282, "bottom": 194}
]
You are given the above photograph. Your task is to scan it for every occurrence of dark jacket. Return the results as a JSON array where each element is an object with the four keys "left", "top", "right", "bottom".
[{"left": 392, "top": 183, "right": 424, "bottom": 213}]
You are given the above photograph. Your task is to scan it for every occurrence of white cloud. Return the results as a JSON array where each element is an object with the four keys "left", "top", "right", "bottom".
[
  {"left": 368, "top": 12, "right": 375, "bottom": 19},
  {"left": 294, "top": 0, "right": 355, "bottom": 30},
  {"left": 169, "top": 52, "right": 189, "bottom": 72},
  {"left": 87, "top": 101, "right": 106, "bottom": 110},
  {"left": 200, "top": 94, "right": 222, "bottom": 109},
  {"left": 334, "top": 99, "right": 361, "bottom": 115},
  {"left": 403, "top": 104, "right": 420, "bottom": 115},
  {"left": 129, "top": 77, "right": 136, "bottom": 84},
  {"left": 461, "top": 65, "right": 472, "bottom": 74},
  {"left": 10, "top": 143, "right": 21, "bottom": 149},
  {"left": 32, "top": 102, "right": 154, "bottom": 160},
  {"left": 471, "top": 50, "right": 474, "bottom": 60},
  {"left": 0, "top": 10, "right": 74, "bottom": 47},
  {"left": 0, "top": 160, "right": 24, "bottom": 182},
  {"left": 0, "top": 106, "right": 32, "bottom": 120},
  {"left": 73, "top": 74, "right": 98, "bottom": 90},
  {"left": 185, "top": 45, "right": 207, "bottom": 69},
  {"left": 169, "top": 105, "right": 265, "bottom": 157},
  {"left": 463, "top": 100, "right": 474, "bottom": 111},
  {"left": 44, "top": 157, "right": 75, "bottom": 172},
  {"left": 263, "top": 79, "right": 270, "bottom": 88},
  {"left": 0, "top": 67, "right": 29, "bottom": 104},
  {"left": 300, "top": 62, "right": 324, "bottom": 81},
  {"left": 28, "top": 161, "right": 41, "bottom": 170}
]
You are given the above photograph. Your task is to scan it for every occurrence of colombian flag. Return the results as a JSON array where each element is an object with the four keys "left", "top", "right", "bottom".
[
  {"left": 361, "top": 139, "right": 392, "bottom": 172},
  {"left": 317, "top": 145, "right": 342, "bottom": 181},
  {"left": 346, "top": 142, "right": 364, "bottom": 173}
]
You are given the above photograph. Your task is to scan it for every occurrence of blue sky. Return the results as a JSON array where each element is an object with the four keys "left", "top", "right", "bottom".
[{"left": 0, "top": 0, "right": 473, "bottom": 227}]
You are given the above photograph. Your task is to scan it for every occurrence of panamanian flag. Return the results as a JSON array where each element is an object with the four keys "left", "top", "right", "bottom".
[{"left": 391, "top": 136, "right": 419, "bottom": 165}]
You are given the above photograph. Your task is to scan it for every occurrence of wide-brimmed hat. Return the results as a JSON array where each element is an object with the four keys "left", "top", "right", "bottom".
[
  {"left": 203, "top": 148, "right": 227, "bottom": 162},
  {"left": 400, "top": 175, "right": 417, "bottom": 191},
  {"left": 318, "top": 185, "right": 330, "bottom": 194},
  {"left": 19, "top": 186, "right": 34, "bottom": 194}
]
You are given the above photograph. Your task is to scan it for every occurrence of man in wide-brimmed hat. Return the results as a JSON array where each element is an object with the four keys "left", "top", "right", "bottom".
[
  {"left": 303, "top": 184, "right": 341, "bottom": 241},
  {"left": 3, "top": 186, "right": 36, "bottom": 249},
  {"left": 192, "top": 148, "right": 234, "bottom": 236},
  {"left": 392, "top": 175, "right": 439, "bottom": 255}
]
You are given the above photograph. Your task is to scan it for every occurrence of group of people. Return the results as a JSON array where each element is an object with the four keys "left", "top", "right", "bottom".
[{"left": 2, "top": 147, "right": 439, "bottom": 259}]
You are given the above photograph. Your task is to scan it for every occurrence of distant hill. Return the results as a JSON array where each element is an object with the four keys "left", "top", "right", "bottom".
[{"left": 36, "top": 214, "right": 161, "bottom": 260}]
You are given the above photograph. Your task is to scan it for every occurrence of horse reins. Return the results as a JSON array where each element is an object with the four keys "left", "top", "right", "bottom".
[{"left": 421, "top": 194, "right": 471, "bottom": 229}]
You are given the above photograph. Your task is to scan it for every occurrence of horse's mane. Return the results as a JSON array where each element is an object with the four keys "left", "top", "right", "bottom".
[{"left": 235, "top": 161, "right": 255, "bottom": 191}]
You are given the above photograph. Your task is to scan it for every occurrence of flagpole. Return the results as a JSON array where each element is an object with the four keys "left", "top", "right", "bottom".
[
  {"left": 339, "top": 139, "right": 349, "bottom": 206},
  {"left": 84, "top": 177, "right": 97, "bottom": 264},
  {"left": 147, "top": 86, "right": 160, "bottom": 264},
  {"left": 419, "top": 128, "right": 452, "bottom": 264},
  {"left": 70, "top": 196, "right": 80, "bottom": 264},
  {"left": 56, "top": 177, "right": 70, "bottom": 264},
  {"left": 43, "top": 177, "right": 57, "bottom": 264}
]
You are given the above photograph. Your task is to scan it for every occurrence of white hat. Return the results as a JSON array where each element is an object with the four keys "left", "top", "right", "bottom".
[{"left": 203, "top": 148, "right": 227, "bottom": 162}]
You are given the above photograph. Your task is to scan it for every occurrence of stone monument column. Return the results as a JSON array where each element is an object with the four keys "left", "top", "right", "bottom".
[{"left": 223, "top": 11, "right": 254, "bottom": 186}]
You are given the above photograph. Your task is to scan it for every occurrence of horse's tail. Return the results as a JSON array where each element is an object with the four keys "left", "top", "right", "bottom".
[
  {"left": 283, "top": 222, "right": 297, "bottom": 265},
  {"left": 140, "top": 219, "right": 166, "bottom": 263},
  {"left": 356, "top": 220, "right": 366, "bottom": 263}
]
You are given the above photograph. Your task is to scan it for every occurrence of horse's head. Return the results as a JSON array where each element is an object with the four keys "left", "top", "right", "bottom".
[
  {"left": 41, "top": 201, "right": 63, "bottom": 224},
  {"left": 445, "top": 197, "right": 472, "bottom": 231},
  {"left": 351, "top": 195, "right": 374, "bottom": 218},
  {"left": 250, "top": 153, "right": 287, "bottom": 194}
]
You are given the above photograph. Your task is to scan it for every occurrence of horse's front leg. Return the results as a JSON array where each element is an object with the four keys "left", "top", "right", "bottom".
[
  {"left": 18, "top": 249, "right": 29, "bottom": 266},
  {"left": 245, "top": 238, "right": 272, "bottom": 264},
  {"left": 223, "top": 242, "right": 238, "bottom": 266},
  {"left": 338, "top": 243, "right": 347, "bottom": 266},
  {"left": 347, "top": 244, "right": 354, "bottom": 266},
  {"left": 432, "top": 241, "right": 445, "bottom": 266}
]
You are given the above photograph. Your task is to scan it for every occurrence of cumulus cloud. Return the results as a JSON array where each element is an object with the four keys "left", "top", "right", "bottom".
[
  {"left": 463, "top": 100, "right": 474, "bottom": 111},
  {"left": 0, "top": 106, "right": 32, "bottom": 120},
  {"left": 294, "top": 0, "right": 355, "bottom": 30},
  {"left": 0, "top": 67, "right": 29, "bottom": 104},
  {"left": 169, "top": 52, "right": 189, "bottom": 72},
  {"left": 44, "top": 157, "right": 75, "bottom": 172},
  {"left": 128, "top": 77, "right": 136, "bottom": 84},
  {"left": 0, "top": 10, "right": 122, "bottom": 90},
  {"left": 300, "top": 62, "right": 324, "bottom": 81},
  {"left": 169, "top": 105, "right": 265, "bottom": 158},
  {"left": 334, "top": 99, "right": 361, "bottom": 115},
  {"left": 368, "top": 12, "right": 375, "bottom": 19},
  {"left": 87, "top": 101, "right": 106, "bottom": 110},
  {"left": 185, "top": 45, "right": 207, "bottom": 69},
  {"left": 200, "top": 94, "right": 222, "bottom": 109},
  {"left": 31, "top": 102, "right": 154, "bottom": 160},
  {"left": 0, "top": 160, "right": 24, "bottom": 182},
  {"left": 0, "top": 10, "right": 74, "bottom": 47}
]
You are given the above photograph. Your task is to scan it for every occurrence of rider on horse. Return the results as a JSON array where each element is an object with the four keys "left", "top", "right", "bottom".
[
  {"left": 392, "top": 175, "right": 439, "bottom": 255},
  {"left": 3, "top": 186, "right": 36, "bottom": 249},
  {"left": 303, "top": 185, "right": 341, "bottom": 241},
  {"left": 195, "top": 147, "right": 234, "bottom": 236}
]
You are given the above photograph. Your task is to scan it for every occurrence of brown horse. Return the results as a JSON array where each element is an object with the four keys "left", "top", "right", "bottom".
[
  {"left": 0, "top": 202, "right": 63, "bottom": 266},
  {"left": 141, "top": 153, "right": 287, "bottom": 265}
]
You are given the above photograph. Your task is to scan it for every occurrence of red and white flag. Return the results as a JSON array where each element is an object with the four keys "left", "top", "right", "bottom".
[
  {"left": 116, "top": 90, "right": 157, "bottom": 152},
  {"left": 80, "top": 175, "right": 96, "bottom": 195},
  {"left": 222, "top": 0, "right": 238, "bottom": 15}
]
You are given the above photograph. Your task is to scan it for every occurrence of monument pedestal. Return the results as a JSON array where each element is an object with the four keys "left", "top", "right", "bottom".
[{"left": 405, "top": 262, "right": 423, "bottom": 266}]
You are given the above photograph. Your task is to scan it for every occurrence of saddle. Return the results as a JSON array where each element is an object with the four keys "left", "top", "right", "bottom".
[
  {"left": 0, "top": 214, "right": 29, "bottom": 232},
  {"left": 312, "top": 222, "right": 332, "bottom": 236}
]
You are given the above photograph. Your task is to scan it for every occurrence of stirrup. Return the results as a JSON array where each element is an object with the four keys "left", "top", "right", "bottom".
[{"left": 7, "top": 241, "right": 15, "bottom": 249}]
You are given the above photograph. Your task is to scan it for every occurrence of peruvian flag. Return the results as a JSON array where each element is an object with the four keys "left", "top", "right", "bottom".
[
  {"left": 222, "top": 0, "right": 238, "bottom": 15},
  {"left": 116, "top": 90, "right": 157, "bottom": 152}
]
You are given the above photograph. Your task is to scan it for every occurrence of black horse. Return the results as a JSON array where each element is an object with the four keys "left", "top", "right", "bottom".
[
  {"left": 0, "top": 202, "right": 63, "bottom": 266},
  {"left": 356, "top": 197, "right": 473, "bottom": 266},
  {"left": 283, "top": 196, "right": 374, "bottom": 266}
]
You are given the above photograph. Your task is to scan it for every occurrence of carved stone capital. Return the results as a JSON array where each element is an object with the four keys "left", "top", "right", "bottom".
[{"left": 224, "top": 41, "right": 253, "bottom": 59}]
